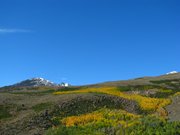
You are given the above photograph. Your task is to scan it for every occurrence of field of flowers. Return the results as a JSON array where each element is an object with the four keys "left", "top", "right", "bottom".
[
  {"left": 54, "top": 87, "right": 171, "bottom": 112},
  {"left": 47, "top": 108, "right": 180, "bottom": 135},
  {"left": 44, "top": 86, "right": 180, "bottom": 135},
  {"left": 61, "top": 109, "right": 140, "bottom": 127}
]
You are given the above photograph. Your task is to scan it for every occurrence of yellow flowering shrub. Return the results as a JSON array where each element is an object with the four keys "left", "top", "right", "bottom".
[
  {"left": 156, "top": 107, "right": 168, "bottom": 118},
  {"left": 104, "top": 109, "right": 140, "bottom": 119},
  {"left": 174, "top": 92, "right": 180, "bottom": 96},
  {"left": 62, "top": 112, "right": 103, "bottom": 127},
  {"left": 61, "top": 109, "right": 140, "bottom": 128},
  {"left": 54, "top": 87, "right": 171, "bottom": 111}
]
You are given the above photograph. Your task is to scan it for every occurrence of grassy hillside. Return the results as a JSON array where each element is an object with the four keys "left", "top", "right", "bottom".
[{"left": 0, "top": 74, "right": 180, "bottom": 135}]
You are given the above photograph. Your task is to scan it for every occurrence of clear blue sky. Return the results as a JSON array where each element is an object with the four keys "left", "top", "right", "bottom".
[{"left": 0, "top": 0, "right": 179, "bottom": 86}]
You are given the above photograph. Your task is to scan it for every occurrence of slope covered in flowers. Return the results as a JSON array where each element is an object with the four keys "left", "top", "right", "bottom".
[
  {"left": 54, "top": 87, "right": 170, "bottom": 111},
  {"left": 47, "top": 108, "right": 180, "bottom": 135},
  {"left": 47, "top": 86, "right": 180, "bottom": 135},
  {"left": 61, "top": 109, "right": 140, "bottom": 127}
]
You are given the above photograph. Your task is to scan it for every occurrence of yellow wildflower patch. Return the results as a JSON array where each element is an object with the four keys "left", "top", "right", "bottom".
[
  {"left": 62, "top": 112, "right": 103, "bottom": 127},
  {"left": 61, "top": 109, "right": 140, "bottom": 128},
  {"left": 174, "top": 92, "right": 180, "bottom": 96},
  {"left": 54, "top": 87, "right": 171, "bottom": 111}
]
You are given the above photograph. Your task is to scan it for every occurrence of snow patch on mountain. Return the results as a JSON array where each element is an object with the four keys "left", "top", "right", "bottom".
[
  {"left": 166, "top": 71, "right": 178, "bottom": 75},
  {"left": 12, "top": 77, "right": 57, "bottom": 87}
]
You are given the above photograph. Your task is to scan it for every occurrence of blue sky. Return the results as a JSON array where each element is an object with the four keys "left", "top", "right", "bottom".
[{"left": 0, "top": 0, "right": 179, "bottom": 86}]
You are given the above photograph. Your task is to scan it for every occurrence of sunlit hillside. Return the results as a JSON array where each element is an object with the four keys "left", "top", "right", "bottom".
[{"left": 0, "top": 74, "right": 180, "bottom": 135}]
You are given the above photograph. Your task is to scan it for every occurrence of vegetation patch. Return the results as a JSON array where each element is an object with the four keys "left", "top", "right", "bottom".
[
  {"left": 11, "top": 89, "right": 56, "bottom": 95},
  {"left": 150, "top": 89, "right": 174, "bottom": 98},
  {"left": 174, "top": 92, "right": 180, "bottom": 96},
  {"left": 117, "top": 85, "right": 164, "bottom": 92},
  {"left": 51, "top": 93, "right": 141, "bottom": 119},
  {"left": 54, "top": 87, "right": 171, "bottom": 112},
  {"left": 150, "top": 79, "right": 180, "bottom": 84},
  {"left": 57, "top": 87, "right": 84, "bottom": 92},
  {"left": 32, "top": 102, "right": 53, "bottom": 112},
  {"left": 61, "top": 109, "right": 139, "bottom": 127},
  {"left": 47, "top": 108, "right": 180, "bottom": 135},
  {"left": 0, "top": 105, "right": 12, "bottom": 120},
  {"left": 150, "top": 79, "right": 180, "bottom": 90}
]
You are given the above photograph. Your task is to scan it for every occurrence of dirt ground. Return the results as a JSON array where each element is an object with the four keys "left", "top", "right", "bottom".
[
  {"left": 0, "top": 92, "right": 81, "bottom": 135},
  {"left": 166, "top": 95, "right": 180, "bottom": 121}
]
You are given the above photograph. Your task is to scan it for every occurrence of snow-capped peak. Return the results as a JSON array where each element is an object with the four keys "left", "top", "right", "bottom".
[
  {"left": 12, "top": 77, "right": 57, "bottom": 87},
  {"left": 31, "top": 77, "right": 45, "bottom": 80},
  {"left": 166, "top": 71, "right": 178, "bottom": 75}
]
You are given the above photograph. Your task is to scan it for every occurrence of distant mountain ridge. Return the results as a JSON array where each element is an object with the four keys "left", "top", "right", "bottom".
[
  {"left": 1, "top": 72, "right": 179, "bottom": 89},
  {"left": 11, "top": 77, "right": 57, "bottom": 87}
]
